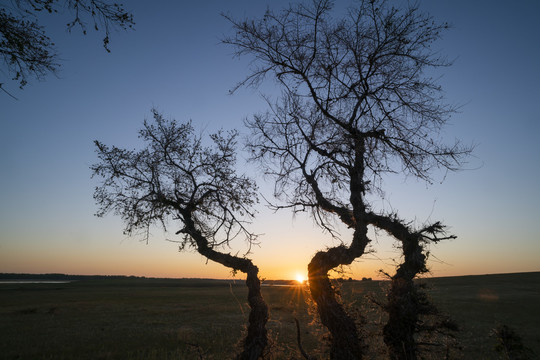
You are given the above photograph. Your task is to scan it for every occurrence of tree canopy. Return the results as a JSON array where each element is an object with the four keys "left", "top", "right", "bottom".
[
  {"left": 92, "top": 110, "right": 258, "bottom": 249},
  {"left": 92, "top": 109, "right": 268, "bottom": 359},
  {"left": 0, "top": 0, "right": 134, "bottom": 93},
  {"left": 90, "top": 1, "right": 473, "bottom": 358},
  {"left": 225, "top": 0, "right": 472, "bottom": 358}
]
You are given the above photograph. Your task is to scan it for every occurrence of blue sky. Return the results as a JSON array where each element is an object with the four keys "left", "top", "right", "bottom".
[{"left": 1, "top": 0, "right": 539, "bottom": 280}]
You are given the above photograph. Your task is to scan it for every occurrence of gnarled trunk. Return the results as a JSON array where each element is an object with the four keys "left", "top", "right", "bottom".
[
  {"left": 366, "top": 213, "right": 455, "bottom": 359},
  {"left": 196, "top": 245, "right": 268, "bottom": 360},
  {"left": 184, "top": 214, "right": 268, "bottom": 360},
  {"left": 307, "top": 237, "right": 368, "bottom": 359},
  {"left": 383, "top": 234, "right": 425, "bottom": 360},
  {"left": 308, "top": 260, "right": 362, "bottom": 359},
  {"left": 383, "top": 277, "right": 419, "bottom": 360},
  {"left": 240, "top": 266, "right": 268, "bottom": 360}
]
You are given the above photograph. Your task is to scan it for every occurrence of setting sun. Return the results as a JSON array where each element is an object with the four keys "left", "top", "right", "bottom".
[{"left": 295, "top": 273, "right": 306, "bottom": 284}]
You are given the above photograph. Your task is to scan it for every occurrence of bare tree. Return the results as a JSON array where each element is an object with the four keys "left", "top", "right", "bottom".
[
  {"left": 1, "top": 0, "right": 134, "bottom": 92},
  {"left": 91, "top": 109, "right": 268, "bottom": 360},
  {"left": 224, "top": 0, "right": 472, "bottom": 358}
]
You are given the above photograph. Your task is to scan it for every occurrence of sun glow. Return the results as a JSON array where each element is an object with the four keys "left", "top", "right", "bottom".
[{"left": 295, "top": 273, "right": 306, "bottom": 284}]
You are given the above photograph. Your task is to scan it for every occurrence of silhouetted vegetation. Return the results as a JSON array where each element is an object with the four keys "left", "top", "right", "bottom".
[
  {"left": 492, "top": 324, "right": 536, "bottom": 360},
  {"left": 92, "top": 110, "right": 268, "bottom": 359},
  {"left": 224, "top": 0, "right": 472, "bottom": 357},
  {"left": 0, "top": 0, "right": 134, "bottom": 94}
]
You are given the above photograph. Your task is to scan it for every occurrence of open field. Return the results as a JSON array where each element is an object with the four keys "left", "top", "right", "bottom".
[{"left": 1, "top": 272, "right": 539, "bottom": 359}]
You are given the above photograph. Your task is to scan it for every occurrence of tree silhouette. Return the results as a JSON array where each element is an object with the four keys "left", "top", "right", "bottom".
[
  {"left": 0, "top": 0, "right": 134, "bottom": 92},
  {"left": 224, "top": 0, "right": 472, "bottom": 358},
  {"left": 91, "top": 109, "right": 268, "bottom": 360}
]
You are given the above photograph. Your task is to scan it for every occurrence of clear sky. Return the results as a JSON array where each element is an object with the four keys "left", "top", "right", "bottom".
[{"left": 1, "top": 0, "right": 539, "bottom": 281}]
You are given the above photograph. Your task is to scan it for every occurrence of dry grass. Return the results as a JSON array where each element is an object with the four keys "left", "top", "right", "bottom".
[{"left": 1, "top": 273, "right": 539, "bottom": 359}]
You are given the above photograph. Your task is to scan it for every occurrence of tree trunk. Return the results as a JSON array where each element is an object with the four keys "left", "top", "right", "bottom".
[
  {"left": 383, "top": 234, "right": 425, "bottom": 360},
  {"left": 307, "top": 243, "right": 367, "bottom": 359},
  {"left": 184, "top": 215, "right": 268, "bottom": 359},
  {"left": 383, "top": 277, "right": 419, "bottom": 360},
  {"left": 240, "top": 265, "right": 268, "bottom": 360},
  {"left": 197, "top": 245, "right": 269, "bottom": 360}
]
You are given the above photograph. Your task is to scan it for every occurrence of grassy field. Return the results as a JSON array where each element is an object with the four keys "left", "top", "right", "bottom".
[{"left": 0, "top": 273, "right": 539, "bottom": 359}]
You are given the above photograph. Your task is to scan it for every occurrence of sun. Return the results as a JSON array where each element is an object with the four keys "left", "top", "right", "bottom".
[{"left": 295, "top": 273, "right": 306, "bottom": 284}]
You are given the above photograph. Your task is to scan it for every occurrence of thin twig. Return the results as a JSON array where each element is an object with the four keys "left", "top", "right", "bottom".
[
  {"left": 229, "top": 282, "right": 245, "bottom": 317},
  {"left": 0, "top": 84, "right": 19, "bottom": 100},
  {"left": 294, "top": 317, "right": 312, "bottom": 360}
]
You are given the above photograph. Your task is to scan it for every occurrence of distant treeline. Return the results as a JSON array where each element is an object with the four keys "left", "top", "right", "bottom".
[
  {"left": 0, "top": 273, "right": 153, "bottom": 281},
  {"left": 0, "top": 273, "right": 375, "bottom": 284},
  {"left": 0, "top": 273, "right": 241, "bottom": 287}
]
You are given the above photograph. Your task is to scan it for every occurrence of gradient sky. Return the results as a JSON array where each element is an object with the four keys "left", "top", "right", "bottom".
[{"left": 1, "top": 0, "right": 539, "bottom": 281}]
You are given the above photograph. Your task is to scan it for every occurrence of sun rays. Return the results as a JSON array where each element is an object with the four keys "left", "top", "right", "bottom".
[{"left": 295, "top": 273, "right": 306, "bottom": 284}]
